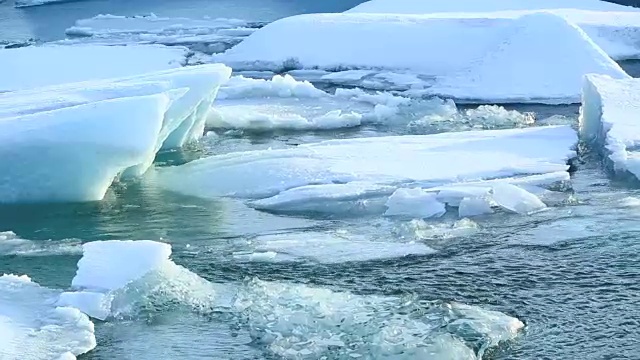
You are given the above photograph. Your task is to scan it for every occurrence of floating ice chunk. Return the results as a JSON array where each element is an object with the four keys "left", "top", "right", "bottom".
[
  {"left": 0, "top": 231, "right": 82, "bottom": 256},
  {"left": 64, "top": 14, "right": 255, "bottom": 53},
  {"left": 458, "top": 197, "right": 494, "bottom": 217},
  {"left": 251, "top": 182, "right": 395, "bottom": 214},
  {"left": 215, "top": 12, "right": 628, "bottom": 103},
  {"left": 0, "top": 274, "right": 96, "bottom": 360},
  {"left": 0, "top": 94, "right": 171, "bottom": 203},
  {"left": 447, "top": 302, "right": 525, "bottom": 357},
  {"left": 63, "top": 240, "right": 220, "bottom": 320},
  {"left": 234, "top": 231, "right": 435, "bottom": 263},
  {"left": 580, "top": 74, "right": 640, "bottom": 180},
  {"left": 156, "top": 126, "right": 577, "bottom": 200},
  {"left": 72, "top": 240, "right": 171, "bottom": 291},
  {"left": 491, "top": 183, "right": 547, "bottom": 214},
  {"left": 384, "top": 188, "right": 446, "bottom": 218},
  {"left": 0, "top": 44, "right": 187, "bottom": 91},
  {"left": 435, "top": 186, "right": 491, "bottom": 206}
]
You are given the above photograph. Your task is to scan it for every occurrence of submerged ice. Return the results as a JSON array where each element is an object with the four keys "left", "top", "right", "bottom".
[{"left": 54, "top": 239, "right": 524, "bottom": 359}]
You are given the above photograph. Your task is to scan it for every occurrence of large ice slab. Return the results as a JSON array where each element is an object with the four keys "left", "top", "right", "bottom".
[
  {"left": 14, "top": 0, "right": 74, "bottom": 7},
  {"left": 63, "top": 14, "right": 258, "bottom": 54},
  {"left": 0, "top": 64, "right": 231, "bottom": 203},
  {"left": 346, "top": 1, "right": 640, "bottom": 60},
  {"left": 156, "top": 126, "right": 577, "bottom": 203},
  {"left": 215, "top": 12, "right": 629, "bottom": 103},
  {"left": 580, "top": 74, "right": 640, "bottom": 180},
  {"left": 0, "top": 274, "right": 96, "bottom": 360},
  {"left": 347, "top": 0, "right": 639, "bottom": 14},
  {"left": 0, "top": 44, "right": 187, "bottom": 91},
  {"left": 0, "top": 94, "right": 171, "bottom": 203}
]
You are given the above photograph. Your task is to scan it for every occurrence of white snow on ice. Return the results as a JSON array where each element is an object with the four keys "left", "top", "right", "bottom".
[
  {"left": 346, "top": 1, "right": 640, "bottom": 60},
  {"left": 0, "top": 44, "right": 188, "bottom": 92},
  {"left": 63, "top": 14, "right": 258, "bottom": 54},
  {"left": 0, "top": 274, "right": 96, "bottom": 360},
  {"left": 214, "top": 12, "right": 629, "bottom": 103},
  {"left": 346, "top": 0, "right": 640, "bottom": 13},
  {"left": 580, "top": 74, "right": 640, "bottom": 181}
]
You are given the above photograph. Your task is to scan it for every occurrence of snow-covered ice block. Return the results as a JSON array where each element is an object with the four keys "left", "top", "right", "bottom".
[
  {"left": 346, "top": 0, "right": 639, "bottom": 13},
  {"left": 347, "top": 0, "right": 640, "bottom": 60},
  {"left": 156, "top": 126, "right": 577, "bottom": 202},
  {"left": 384, "top": 188, "right": 446, "bottom": 218},
  {"left": 581, "top": 74, "right": 640, "bottom": 180},
  {"left": 215, "top": 12, "right": 628, "bottom": 103},
  {"left": 0, "top": 44, "right": 187, "bottom": 91},
  {"left": 0, "top": 274, "right": 96, "bottom": 360},
  {"left": 61, "top": 240, "right": 219, "bottom": 320},
  {"left": 60, "top": 240, "right": 171, "bottom": 321},
  {"left": 63, "top": 14, "right": 257, "bottom": 53},
  {"left": 233, "top": 231, "right": 435, "bottom": 263},
  {"left": 72, "top": 240, "right": 171, "bottom": 291},
  {"left": 0, "top": 94, "right": 172, "bottom": 203}
]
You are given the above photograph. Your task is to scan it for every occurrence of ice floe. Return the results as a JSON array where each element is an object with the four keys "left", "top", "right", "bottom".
[
  {"left": 0, "top": 64, "right": 231, "bottom": 203},
  {"left": 156, "top": 126, "right": 576, "bottom": 218},
  {"left": 214, "top": 12, "right": 628, "bottom": 103},
  {"left": 63, "top": 14, "right": 259, "bottom": 54},
  {"left": 0, "top": 44, "right": 188, "bottom": 92},
  {"left": 0, "top": 274, "right": 96, "bottom": 360},
  {"left": 233, "top": 230, "right": 435, "bottom": 263},
  {"left": 346, "top": 0, "right": 640, "bottom": 13},
  {"left": 346, "top": 1, "right": 640, "bottom": 60},
  {"left": 580, "top": 74, "right": 640, "bottom": 180}
]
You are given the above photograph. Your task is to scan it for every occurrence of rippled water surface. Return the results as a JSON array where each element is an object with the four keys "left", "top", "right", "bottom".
[{"left": 1, "top": 1, "right": 640, "bottom": 359}]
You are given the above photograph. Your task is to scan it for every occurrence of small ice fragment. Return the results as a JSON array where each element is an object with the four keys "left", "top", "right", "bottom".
[
  {"left": 384, "top": 188, "right": 446, "bottom": 218},
  {"left": 491, "top": 183, "right": 546, "bottom": 214},
  {"left": 458, "top": 197, "right": 493, "bottom": 217}
]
